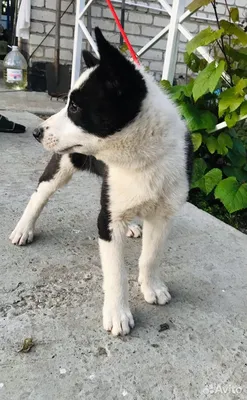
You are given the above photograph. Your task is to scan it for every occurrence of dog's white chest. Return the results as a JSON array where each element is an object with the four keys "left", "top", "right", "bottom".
[{"left": 108, "top": 166, "right": 160, "bottom": 221}]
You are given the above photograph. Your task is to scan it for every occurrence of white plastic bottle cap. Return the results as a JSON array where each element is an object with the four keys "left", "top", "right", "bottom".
[{"left": 12, "top": 46, "right": 19, "bottom": 51}]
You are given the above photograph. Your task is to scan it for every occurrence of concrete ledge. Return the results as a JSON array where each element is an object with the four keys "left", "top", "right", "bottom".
[
  {"left": 0, "top": 112, "right": 247, "bottom": 399},
  {"left": 0, "top": 80, "right": 64, "bottom": 115}
]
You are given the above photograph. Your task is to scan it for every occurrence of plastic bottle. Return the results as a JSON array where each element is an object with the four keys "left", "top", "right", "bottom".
[{"left": 3, "top": 46, "right": 28, "bottom": 90}]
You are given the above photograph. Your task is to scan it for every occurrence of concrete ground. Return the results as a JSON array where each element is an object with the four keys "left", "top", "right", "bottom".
[{"left": 0, "top": 111, "right": 247, "bottom": 400}]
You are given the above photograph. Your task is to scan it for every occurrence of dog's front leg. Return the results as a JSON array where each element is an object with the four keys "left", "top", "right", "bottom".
[
  {"left": 98, "top": 210, "right": 134, "bottom": 336},
  {"left": 138, "top": 215, "right": 172, "bottom": 305},
  {"left": 10, "top": 153, "right": 76, "bottom": 245}
]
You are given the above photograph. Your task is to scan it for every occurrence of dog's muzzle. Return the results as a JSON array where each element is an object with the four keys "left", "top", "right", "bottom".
[{"left": 33, "top": 127, "right": 44, "bottom": 143}]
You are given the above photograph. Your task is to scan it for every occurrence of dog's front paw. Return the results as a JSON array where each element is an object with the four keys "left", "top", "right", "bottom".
[
  {"left": 139, "top": 278, "right": 171, "bottom": 305},
  {"left": 126, "top": 223, "right": 142, "bottom": 238},
  {"left": 9, "top": 221, "right": 34, "bottom": 246},
  {"left": 103, "top": 303, "right": 134, "bottom": 336}
]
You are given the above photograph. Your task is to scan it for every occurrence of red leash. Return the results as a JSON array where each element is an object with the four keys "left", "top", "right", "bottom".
[{"left": 105, "top": 0, "right": 140, "bottom": 64}]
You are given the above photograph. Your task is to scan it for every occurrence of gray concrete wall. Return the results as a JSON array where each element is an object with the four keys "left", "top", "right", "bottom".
[{"left": 29, "top": 0, "right": 247, "bottom": 80}]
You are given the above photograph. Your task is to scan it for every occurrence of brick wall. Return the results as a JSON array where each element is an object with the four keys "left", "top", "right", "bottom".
[{"left": 29, "top": 0, "right": 247, "bottom": 80}]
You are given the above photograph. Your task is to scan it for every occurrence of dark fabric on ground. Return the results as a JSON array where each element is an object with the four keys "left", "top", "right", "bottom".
[{"left": 0, "top": 115, "right": 26, "bottom": 133}]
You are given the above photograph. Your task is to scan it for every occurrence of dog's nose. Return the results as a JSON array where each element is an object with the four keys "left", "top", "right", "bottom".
[{"left": 33, "top": 127, "right": 44, "bottom": 143}]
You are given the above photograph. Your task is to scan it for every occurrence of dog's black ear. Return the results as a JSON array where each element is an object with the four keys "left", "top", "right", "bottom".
[
  {"left": 83, "top": 50, "right": 100, "bottom": 68},
  {"left": 94, "top": 27, "right": 146, "bottom": 102},
  {"left": 95, "top": 27, "right": 127, "bottom": 67},
  {"left": 95, "top": 27, "right": 111, "bottom": 55}
]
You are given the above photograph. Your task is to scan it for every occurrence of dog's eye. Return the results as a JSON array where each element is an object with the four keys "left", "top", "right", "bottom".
[{"left": 69, "top": 101, "right": 79, "bottom": 113}]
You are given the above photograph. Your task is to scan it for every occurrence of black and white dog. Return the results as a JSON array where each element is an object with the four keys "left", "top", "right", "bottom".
[{"left": 10, "top": 28, "right": 193, "bottom": 336}]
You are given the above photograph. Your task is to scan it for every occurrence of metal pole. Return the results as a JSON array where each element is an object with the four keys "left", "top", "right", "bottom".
[
  {"left": 162, "top": 0, "right": 185, "bottom": 82},
  {"left": 11, "top": 0, "right": 18, "bottom": 45},
  {"left": 71, "top": 0, "right": 85, "bottom": 88},
  {"left": 0, "top": 0, "right": 2, "bottom": 27},
  {"left": 120, "top": 0, "right": 126, "bottom": 46},
  {"left": 55, "top": 0, "right": 61, "bottom": 85},
  {"left": 86, "top": 0, "right": 92, "bottom": 51},
  {"left": 137, "top": 25, "right": 170, "bottom": 57}
]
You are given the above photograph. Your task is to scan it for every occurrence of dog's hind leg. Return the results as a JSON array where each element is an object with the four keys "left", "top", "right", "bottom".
[
  {"left": 126, "top": 221, "right": 142, "bottom": 238},
  {"left": 10, "top": 153, "right": 77, "bottom": 245},
  {"left": 138, "top": 215, "right": 172, "bottom": 305}
]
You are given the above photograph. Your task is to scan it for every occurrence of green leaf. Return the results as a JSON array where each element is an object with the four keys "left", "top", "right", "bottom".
[
  {"left": 160, "top": 80, "right": 171, "bottom": 91},
  {"left": 235, "top": 78, "right": 247, "bottom": 94},
  {"left": 191, "top": 158, "right": 207, "bottom": 186},
  {"left": 215, "top": 177, "right": 247, "bottom": 213},
  {"left": 209, "top": 60, "right": 225, "bottom": 92},
  {"left": 227, "top": 47, "right": 247, "bottom": 62},
  {"left": 228, "top": 128, "right": 237, "bottom": 138},
  {"left": 205, "top": 133, "right": 234, "bottom": 155},
  {"left": 237, "top": 48, "right": 247, "bottom": 56},
  {"left": 227, "top": 150, "right": 246, "bottom": 167},
  {"left": 180, "top": 103, "right": 217, "bottom": 132},
  {"left": 169, "top": 85, "right": 185, "bottom": 101},
  {"left": 182, "top": 80, "right": 194, "bottom": 97},
  {"left": 223, "top": 166, "right": 247, "bottom": 183},
  {"left": 218, "top": 132, "right": 233, "bottom": 148},
  {"left": 186, "top": 0, "right": 212, "bottom": 13},
  {"left": 230, "top": 7, "right": 239, "bottom": 22},
  {"left": 233, "top": 67, "right": 247, "bottom": 79},
  {"left": 205, "top": 136, "right": 218, "bottom": 154},
  {"left": 232, "top": 138, "right": 246, "bottom": 157},
  {"left": 192, "top": 168, "right": 222, "bottom": 194},
  {"left": 119, "top": 43, "right": 128, "bottom": 53},
  {"left": 240, "top": 101, "right": 247, "bottom": 117},
  {"left": 221, "top": 20, "right": 247, "bottom": 45},
  {"left": 218, "top": 87, "right": 245, "bottom": 117},
  {"left": 217, "top": 132, "right": 233, "bottom": 155},
  {"left": 191, "top": 133, "right": 202, "bottom": 151},
  {"left": 187, "top": 27, "right": 224, "bottom": 55},
  {"left": 225, "top": 111, "right": 239, "bottom": 128},
  {"left": 184, "top": 52, "right": 201, "bottom": 73},
  {"left": 199, "top": 58, "right": 208, "bottom": 71},
  {"left": 168, "top": 84, "right": 193, "bottom": 101},
  {"left": 232, "top": 74, "right": 241, "bottom": 85},
  {"left": 192, "top": 60, "right": 225, "bottom": 101},
  {"left": 203, "top": 168, "right": 222, "bottom": 194}
]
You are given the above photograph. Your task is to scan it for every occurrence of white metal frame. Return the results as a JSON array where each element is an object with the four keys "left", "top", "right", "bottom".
[
  {"left": 71, "top": 0, "right": 227, "bottom": 87},
  {"left": 71, "top": 0, "right": 242, "bottom": 131}
]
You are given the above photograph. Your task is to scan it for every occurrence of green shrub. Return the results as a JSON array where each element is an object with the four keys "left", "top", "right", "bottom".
[{"left": 161, "top": 0, "right": 247, "bottom": 214}]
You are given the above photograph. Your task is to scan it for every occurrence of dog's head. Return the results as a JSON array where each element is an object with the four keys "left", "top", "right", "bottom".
[{"left": 34, "top": 28, "right": 147, "bottom": 156}]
